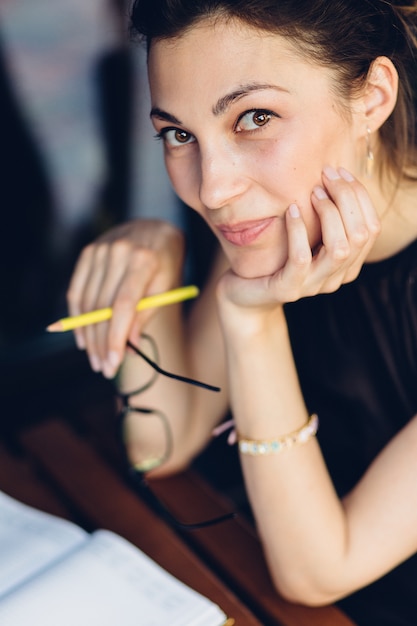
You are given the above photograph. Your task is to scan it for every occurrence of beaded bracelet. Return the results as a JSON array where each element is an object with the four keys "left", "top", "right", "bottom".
[{"left": 238, "top": 413, "right": 319, "bottom": 456}]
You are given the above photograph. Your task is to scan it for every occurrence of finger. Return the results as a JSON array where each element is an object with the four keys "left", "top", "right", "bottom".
[
  {"left": 102, "top": 248, "right": 159, "bottom": 378},
  {"left": 311, "top": 184, "right": 350, "bottom": 264},
  {"left": 320, "top": 167, "right": 380, "bottom": 285},
  {"left": 323, "top": 167, "right": 373, "bottom": 251},
  {"left": 307, "top": 178, "right": 378, "bottom": 295},
  {"left": 337, "top": 171, "right": 381, "bottom": 284},
  {"left": 338, "top": 168, "right": 381, "bottom": 239},
  {"left": 308, "top": 165, "right": 376, "bottom": 290},
  {"left": 274, "top": 204, "right": 312, "bottom": 302},
  {"left": 128, "top": 315, "right": 143, "bottom": 347},
  {"left": 66, "top": 244, "right": 97, "bottom": 350},
  {"left": 90, "top": 241, "right": 139, "bottom": 365},
  {"left": 67, "top": 244, "right": 95, "bottom": 312},
  {"left": 307, "top": 188, "right": 352, "bottom": 297},
  {"left": 81, "top": 244, "right": 113, "bottom": 371}
]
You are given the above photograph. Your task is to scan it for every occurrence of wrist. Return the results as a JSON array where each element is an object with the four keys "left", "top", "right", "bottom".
[
  {"left": 217, "top": 293, "right": 286, "bottom": 342},
  {"left": 215, "top": 269, "right": 288, "bottom": 339},
  {"left": 218, "top": 298, "right": 308, "bottom": 440}
]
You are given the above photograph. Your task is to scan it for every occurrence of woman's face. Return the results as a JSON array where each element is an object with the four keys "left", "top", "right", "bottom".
[{"left": 149, "top": 18, "right": 362, "bottom": 278}]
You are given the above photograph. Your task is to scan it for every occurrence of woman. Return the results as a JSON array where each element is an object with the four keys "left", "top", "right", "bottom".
[{"left": 67, "top": 1, "right": 417, "bottom": 623}]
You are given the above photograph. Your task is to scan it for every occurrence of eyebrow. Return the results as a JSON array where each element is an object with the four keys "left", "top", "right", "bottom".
[
  {"left": 212, "top": 82, "right": 289, "bottom": 116},
  {"left": 150, "top": 108, "right": 182, "bottom": 125},
  {"left": 150, "top": 82, "right": 289, "bottom": 124}
]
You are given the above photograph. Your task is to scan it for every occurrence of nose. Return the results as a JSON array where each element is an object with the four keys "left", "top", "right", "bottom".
[{"left": 198, "top": 143, "right": 248, "bottom": 210}]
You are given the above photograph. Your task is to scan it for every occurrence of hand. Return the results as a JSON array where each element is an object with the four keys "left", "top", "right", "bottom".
[
  {"left": 67, "top": 219, "right": 185, "bottom": 377},
  {"left": 217, "top": 166, "right": 381, "bottom": 314}
]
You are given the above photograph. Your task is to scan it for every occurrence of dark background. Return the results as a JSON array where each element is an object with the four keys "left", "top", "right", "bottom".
[{"left": 0, "top": 0, "right": 240, "bottom": 517}]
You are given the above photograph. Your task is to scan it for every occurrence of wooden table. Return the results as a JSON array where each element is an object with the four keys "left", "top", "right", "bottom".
[
  {"left": 0, "top": 344, "right": 356, "bottom": 626},
  {"left": 0, "top": 419, "right": 259, "bottom": 625}
]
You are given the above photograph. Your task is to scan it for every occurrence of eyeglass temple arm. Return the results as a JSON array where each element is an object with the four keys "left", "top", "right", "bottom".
[
  {"left": 130, "top": 468, "right": 236, "bottom": 531},
  {"left": 126, "top": 340, "right": 221, "bottom": 392}
]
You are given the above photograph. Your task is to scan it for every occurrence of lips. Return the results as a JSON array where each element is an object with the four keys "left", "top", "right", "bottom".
[{"left": 216, "top": 217, "right": 275, "bottom": 246}]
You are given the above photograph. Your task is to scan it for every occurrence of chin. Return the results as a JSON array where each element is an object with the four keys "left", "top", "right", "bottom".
[{"left": 230, "top": 249, "right": 287, "bottom": 279}]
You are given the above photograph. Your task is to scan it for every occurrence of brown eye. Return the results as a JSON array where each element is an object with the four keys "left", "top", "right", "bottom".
[
  {"left": 253, "top": 111, "right": 271, "bottom": 126},
  {"left": 236, "top": 109, "right": 275, "bottom": 132},
  {"left": 175, "top": 130, "right": 192, "bottom": 143},
  {"left": 160, "top": 128, "right": 196, "bottom": 147}
]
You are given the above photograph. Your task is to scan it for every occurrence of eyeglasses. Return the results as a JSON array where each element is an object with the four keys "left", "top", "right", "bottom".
[{"left": 115, "top": 334, "right": 235, "bottom": 531}]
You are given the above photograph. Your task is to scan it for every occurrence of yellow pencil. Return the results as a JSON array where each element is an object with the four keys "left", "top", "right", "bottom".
[{"left": 46, "top": 285, "right": 199, "bottom": 332}]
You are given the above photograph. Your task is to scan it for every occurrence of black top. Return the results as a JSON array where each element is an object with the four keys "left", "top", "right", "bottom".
[{"left": 285, "top": 239, "right": 417, "bottom": 625}]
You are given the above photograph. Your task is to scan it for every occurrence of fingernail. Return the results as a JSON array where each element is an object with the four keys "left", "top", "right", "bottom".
[
  {"left": 339, "top": 167, "right": 355, "bottom": 182},
  {"left": 323, "top": 165, "right": 340, "bottom": 180},
  {"left": 313, "top": 186, "right": 328, "bottom": 200},
  {"left": 89, "top": 354, "right": 102, "bottom": 372},
  {"left": 289, "top": 203, "right": 300, "bottom": 218},
  {"left": 102, "top": 362, "right": 116, "bottom": 379},
  {"left": 108, "top": 351, "right": 121, "bottom": 370},
  {"left": 74, "top": 331, "right": 85, "bottom": 350}
]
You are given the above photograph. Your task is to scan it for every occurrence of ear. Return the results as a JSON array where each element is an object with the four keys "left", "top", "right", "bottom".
[{"left": 362, "top": 56, "right": 398, "bottom": 132}]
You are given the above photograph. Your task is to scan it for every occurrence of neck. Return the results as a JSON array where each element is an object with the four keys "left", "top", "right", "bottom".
[{"left": 364, "top": 174, "right": 417, "bottom": 263}]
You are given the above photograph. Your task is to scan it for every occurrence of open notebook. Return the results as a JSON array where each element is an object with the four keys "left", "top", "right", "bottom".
[{"left": 0, "top": 491, "right": 233, "bottom": 625}]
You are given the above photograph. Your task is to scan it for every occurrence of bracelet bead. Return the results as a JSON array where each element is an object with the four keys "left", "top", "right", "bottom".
[{"left": 238, "top": 414, "right": 319, "bottom": 456}]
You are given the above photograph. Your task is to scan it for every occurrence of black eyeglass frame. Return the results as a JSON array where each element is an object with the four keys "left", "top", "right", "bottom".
[{"left": 115, "top": 335, "right": 236, "bottom": 531}]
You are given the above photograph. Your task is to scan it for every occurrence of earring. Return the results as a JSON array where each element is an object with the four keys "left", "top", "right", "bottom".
[{"left": 366, "top": 126, "right": 374, "bottom": 178}]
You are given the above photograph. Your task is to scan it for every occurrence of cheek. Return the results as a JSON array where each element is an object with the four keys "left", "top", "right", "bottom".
[
  {"left": 255, "top": 142, "right": 324, "bottom": 248},
  {"left": 165, "top": 156, "right": 203, "bottom": 213},
  {"left": 258, "top": 143, "right": 318, "bottom": 216},
  {"left": 255, "top": 135, "right": 316, "bottom": 189}
]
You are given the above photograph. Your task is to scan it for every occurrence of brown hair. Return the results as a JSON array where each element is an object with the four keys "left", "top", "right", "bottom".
[{"left": 131, "top": 0, "right": 417, "bottom": 182}]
